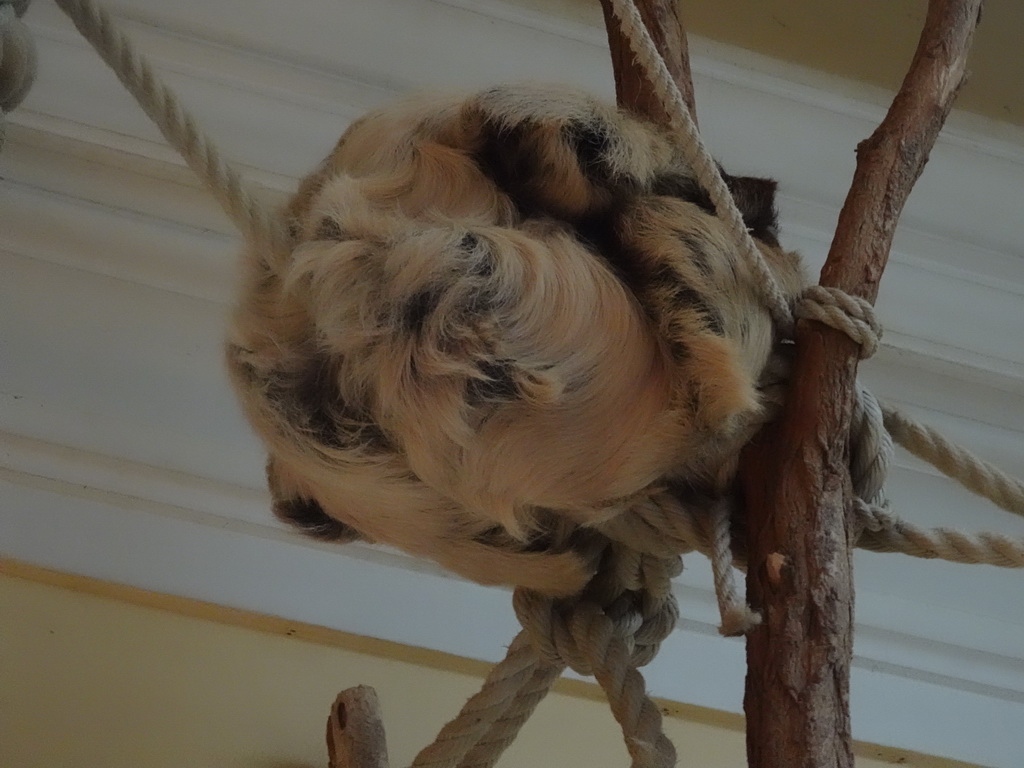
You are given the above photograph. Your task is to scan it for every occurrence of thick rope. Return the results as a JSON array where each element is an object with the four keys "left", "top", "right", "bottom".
[
  {"left": 409, "top": 634, "right": 558, "bottom": 768},
  {"left": 0, "top": 0, "right": 38, "bottom": 150},
  {"left": 797, "top": 286, "right": 883, "bottom": 359},
  {"left": 46, "top": 3, "right": 1024, "bottom": 767},
  {"left": 454, "top": 662, "right": 563, "bottom": 768},
  {"left": 850, "top": 384, "right": 894, "bottom": 506},
  {"left": 511, "top": 554, "right": 681, "bottom": 674},
  {"left": 415, "top": 542, "right": 682, "bottom": 768},
  {"left": 511, "top": 544, "right": 680, "bottom": 768},
  {"left": 883, "top": 407, "right": 1024, "bottom": 518},
  {"left": 574, "top": 605, "right": 676, "bottom": 768},
  {"left": 52, "top": 0, "right": 286, "bottom": 254},
  {"left": 857, "top": 500, "right": 1024, "bottom": 567}
]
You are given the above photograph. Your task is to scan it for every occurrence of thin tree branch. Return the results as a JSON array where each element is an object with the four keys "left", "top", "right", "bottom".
[
  {"left": 598, "top": 0, "right": 697, "bottom": 124},
  {"left": 741, "top": 2, "right": 984, "bottom": 767}
]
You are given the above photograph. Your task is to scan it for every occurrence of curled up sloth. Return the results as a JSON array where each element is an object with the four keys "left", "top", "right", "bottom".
[{"left": 226, "top": 84, "right": 806, "bottom": 596}]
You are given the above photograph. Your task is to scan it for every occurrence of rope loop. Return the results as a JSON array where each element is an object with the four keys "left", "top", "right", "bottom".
[
  {"left": 850, "top": 384, "right": 894, "bottom": 505},
  {"left": 796, "top": 285, "right": 882, "bottom": 358},
  {"left": 513, "top": 541, "right": 681, "bottom": 675},
  {"left": 595, "top": 490, "right": 759, "bottom": 635},
  {"left": 32, "top": 1, "right": 1024, "bottom": 766},
  {"left": 508, "top": 538, "right": 680, "bottom": 768}
]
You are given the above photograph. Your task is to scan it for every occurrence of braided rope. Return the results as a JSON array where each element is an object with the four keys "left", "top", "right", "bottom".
[
  {"left": 416, "top": 541, "right": 682, "bottom": 768},
  {"left": 410, "top": 634, "right": 557, "bottom": 768},
  {"left": 856, "top": 500, "right": 1024, "bottom": 567},
  {"left": 707, "top": 498, "right": 761, "bottom": 636},
  {"left": 605, "top": 0, "right": 794, "bottom": 336},
  {"left": 575, "top": 605, "right": 676, "bottom": 768},
  {"left": 454, "top": 663, "right": 563, "bottom": 768},
  {"left": 797, "top": 285, "right": 883, "bottom": 358},
  {"left": 508, "top": 542, "right": 680, "bottom": 767},
  {"left": 52, "top": 0, "right": 286, "bottom": 253},
  {"left": 883, "top": 406, "right": 1024, "bottom": 518},
  {"left": 850, "top": 384, "right": 894, "bottom": 505},
  {"left": 598, "top": 490, "right": 705, "bottom": 559}
]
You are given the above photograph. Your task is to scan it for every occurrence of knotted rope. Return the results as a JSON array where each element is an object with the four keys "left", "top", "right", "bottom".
[
  {"left": 0, "top": 0, "right": 36, "bottom": 150},
  {"left": 512, "top": 546, "right": 681, "bottom": 768},
  {"left": 604, "top": 0, "right": 1024, "bottom": 625},
  {"left": 410, "top": 540, "right": 682, "bottom": 768},
  {"left": 39, "top": 1, "right": 1024, "bottom": 766},
  {"left": 797, "top": 285, "right": 883, "bottom": 359}
]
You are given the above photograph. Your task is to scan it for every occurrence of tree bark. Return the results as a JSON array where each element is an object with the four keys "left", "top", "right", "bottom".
[
  {"left": 326, "top": 686, "right": 390, "bottom": 768},
  {"left": 741, "top": 2, "right": 983, "bottom": 768},
  {"left": 598, "top": 0, "right": 697, "bottom": 125}
]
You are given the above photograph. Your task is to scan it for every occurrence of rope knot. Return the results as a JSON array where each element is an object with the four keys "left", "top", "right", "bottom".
[
  {"left": 512, "top": 543, "right": 680, "bottom": 675},
  {"left": 854, "top": 498, "right": 893, "bottom": 533},
  {"left": 796, "top": 285, "right": 882, "bottom": 358}
]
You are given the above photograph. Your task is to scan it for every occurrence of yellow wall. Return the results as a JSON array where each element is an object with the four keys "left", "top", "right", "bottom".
[
  {"left": 0, "top": 564, "right": 973, "bottom": 768},
  {"left": 514, "top": 0, "right": 1024, "bottom": 128}
]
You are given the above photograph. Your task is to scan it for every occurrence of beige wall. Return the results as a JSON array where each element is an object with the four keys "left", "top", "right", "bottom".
[
  {"left": 1, "top": 565, "right": 973, "bottom": 768},
  {"left": 515, "top": 0, "right": 1024, "bottom": 128}
]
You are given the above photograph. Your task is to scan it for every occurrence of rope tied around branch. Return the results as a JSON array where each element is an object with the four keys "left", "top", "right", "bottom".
[
  {"left": 797, "top": 285, "right": 883, "bottom": 358},
  {"left": 43, "top": 1, "right": 1024, "bottom": 766}
]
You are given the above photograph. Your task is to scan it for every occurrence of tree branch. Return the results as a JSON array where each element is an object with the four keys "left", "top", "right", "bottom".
[
  {"left": 598, "top": 0, "right": 697, "bottom": 124},
  {"left": 741, "top": 2, "right": 983, "bottom": 767}
]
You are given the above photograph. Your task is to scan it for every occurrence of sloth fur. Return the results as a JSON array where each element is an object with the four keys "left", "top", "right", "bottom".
[{"left": 226, "top": 84, "right": 806, "bottom": 596}]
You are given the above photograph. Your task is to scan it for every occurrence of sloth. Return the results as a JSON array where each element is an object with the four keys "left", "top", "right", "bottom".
[{"left": 226, "top": 84, "right": 805, "bottom": 596}]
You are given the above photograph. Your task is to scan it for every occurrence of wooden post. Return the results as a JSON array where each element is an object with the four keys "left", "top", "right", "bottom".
[
  {"left": 326, "top": 686, "right": 390, "bottom": 768},
  {"left": 740, "top": 2, "right": 983, "bottom": 767}
]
